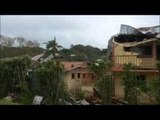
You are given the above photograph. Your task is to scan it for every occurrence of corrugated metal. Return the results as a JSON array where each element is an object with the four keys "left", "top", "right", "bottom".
[{"left": 31, "top": 54, "right": 44, "bottom": 61}]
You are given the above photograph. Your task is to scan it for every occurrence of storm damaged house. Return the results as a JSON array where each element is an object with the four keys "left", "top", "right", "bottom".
[
  {"left": 107, "top": 24, "right": 160, "bottom": 98},
  {"left": 62, "top": 62, "right": 95, "bottom": 92}
]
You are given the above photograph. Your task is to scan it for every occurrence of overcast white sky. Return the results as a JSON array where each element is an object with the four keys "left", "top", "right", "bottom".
[{"left": 1, "top": 15, "right": 159, "bottom": 49}]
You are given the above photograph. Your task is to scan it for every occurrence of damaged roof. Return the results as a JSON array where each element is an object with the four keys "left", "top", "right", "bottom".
[
  {"left": 31, "top": 54, "right": 43, "bottom": 61},
  {"left": 120, "top": 24, "right": 160, "bottom": 35},
  {"left": 107, "top": 24, "right": 160, "bottom": 57},
  {"left": 61, "top": 61, "right": 90, "bottom": 72},
  {"left": 116, "top": 24, "right": 160, "bottom": 43}
]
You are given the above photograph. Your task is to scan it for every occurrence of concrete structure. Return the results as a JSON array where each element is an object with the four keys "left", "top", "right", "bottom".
[
  {"left": 107, "top": 24, "right": 160, "bottom": 98},
  {"left": 62, "top": 62, "right": 95, "bottom": 92}
]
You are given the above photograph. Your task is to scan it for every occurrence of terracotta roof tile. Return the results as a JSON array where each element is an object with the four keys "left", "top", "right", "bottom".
[{"left": 61, "top": 62, "right": 89, "bottom": 71}]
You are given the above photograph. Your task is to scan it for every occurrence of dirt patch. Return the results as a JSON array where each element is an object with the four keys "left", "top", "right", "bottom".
[{"left": 81, "top": 86, "right": 93, "bottom": 93}]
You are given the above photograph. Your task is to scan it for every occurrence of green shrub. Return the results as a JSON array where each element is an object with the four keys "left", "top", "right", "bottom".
[
  {"left": 95, "top": 75, "right": 112, "bottom": 104},
  {"left": 0, "top": 56, "right": 31, "bottom": 98},
  {"left": 33, "top": 60, "right": 69, "bottom": 104},
  {"left": 122, "top": 63, "right": 140, "bottom": 105}
]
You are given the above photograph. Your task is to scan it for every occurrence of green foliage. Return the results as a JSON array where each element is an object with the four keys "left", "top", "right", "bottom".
[
  {"left": 148, "top": 77, "right": 160, "bottom": 103},
  {"left": 148, "top": 61, "right": 160, "bottom": 104},
  {"left": 0, "top": 56, "right": 31, "bottom": 98},
  {"left": 90, "top": 59, "right": 112, "bottom": 80},
  {"left": 122, "top": 63, "right": 140, "bottom": 105},
  {"left": 90, "top": 59, "right": 112, "bottom": 104},
  {"left": 13, "top": 80, "right": 33, "bottom": 105},
  {"left": 137, "top": 80, "right": 149, "bottom": 94},
  {"left": 15, "top": 90, "right": 33, "bottom": 105},
  {"left": 0, "top": 99, "right": 21, "bottom": 105},
  {"left": 33, "top": 60, "right": 69, "bottom": 104},
  {"left": 75, "top": 91, "right": 85, "bottom": 100},
  {"left": 156, "top": 60, "right": 160, "bottom": 71},
  {"left": 95, "top": 75, "right": 112, "bottom": 104},
  {"left": 59, "top": 44, "right": 107, "bottom": 62}
]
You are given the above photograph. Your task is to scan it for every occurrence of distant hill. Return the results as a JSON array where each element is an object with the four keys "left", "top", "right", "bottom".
[
  {"left": 0, "top": 34, "right": 107, "bottom": 61},
  {"left": 59, "top": 44, "right": 107, "bottom": 62},
  {"left": 0, "top": 34, "right": 44, "bottom": 59},
  {"left": 0, "top": 46, "right": 44, "bottom": 59}
]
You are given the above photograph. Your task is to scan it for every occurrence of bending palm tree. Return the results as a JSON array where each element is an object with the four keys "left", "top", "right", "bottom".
[{"left": 44, "top": 36, "right": 63, "bottom": 58}]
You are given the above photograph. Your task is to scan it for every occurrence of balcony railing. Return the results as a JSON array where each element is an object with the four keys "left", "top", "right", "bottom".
[{"left": 114, "top": 55, "right": 156, "bottom": 68}]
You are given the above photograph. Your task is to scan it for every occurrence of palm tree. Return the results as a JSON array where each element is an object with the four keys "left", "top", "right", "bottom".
[{"left": 44, "top": 36, "right": 63, "bottom": 58}]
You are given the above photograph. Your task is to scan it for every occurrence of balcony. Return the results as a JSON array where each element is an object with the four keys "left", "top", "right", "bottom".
[{"left": 114, "top": 55, "right": 156, "bottom": 69}]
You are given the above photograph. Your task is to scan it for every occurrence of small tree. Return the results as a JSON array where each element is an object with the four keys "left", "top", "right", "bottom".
[
  {"left": 148, "top": 61, "right": 160, "bottom": 104},
  {"left": 33, "top": 60, "right": 69, "bottom": 105},
  {"left": 90, "top": 59, "right": 111, "bottom": 80},
  {"left": 0, "top": 55, "right": 32, "bottom": 103},
  {"left": 95, "top": 75, "right": 112, "bottom": 104},
  {"left": 90, "top": 59, "right": 112, "bottom": 104},
  {"left": 122, "top": 63, "right": 140, "bottom": 105}
]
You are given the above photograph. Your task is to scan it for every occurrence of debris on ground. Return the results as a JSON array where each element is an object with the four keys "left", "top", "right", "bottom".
[
  {"left": 75, "top": 99, "right": 89, "bottom": 105},
  {"left": 32, "top": 95, "right": 43, "bottom": 105},
  {"left": 85, "top": 95, "right": 102, "bottom": 105},
  {"left": 3, "top": 96, "right": 13, "bottom": 102},
  {"left": 58, "top": 98, "right": 72, "bottom": 105},
  {"left": 111, "top": 97, "right": 128, "bottom": 105}
]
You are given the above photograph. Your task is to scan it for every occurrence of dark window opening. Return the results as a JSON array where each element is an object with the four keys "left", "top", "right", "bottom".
[
  {"left": 139, "top": 46, "right": 152, "bottom": 55},
  {"left": 78, "top": 73, "right": 80, "bottom": 79},
  {"left": 136, "top": 75, "right": 146, "bottom": 85},
  {"left": 91, "top": 74, "right": 94, "bottom": 80},
  {"left": 83, "top": 73, "right": 85, "bottom": 78},
  {"left": 71, "top": 73, "right": 75, "bottom": 79},
  {"left": 124, "top": 47, "right": 131, "bottom": 52},
  {"left": 157, "top": 45, "right": 160, "bottom": 60},
  {"left": 124, "top": 46, "right": 152, "bottom": 55},
  {"left": 71, "top": 65, "right": 74, "bottom": 67},
  {"left": 87, "top": 63, "right": 91, "bottom": 66}
]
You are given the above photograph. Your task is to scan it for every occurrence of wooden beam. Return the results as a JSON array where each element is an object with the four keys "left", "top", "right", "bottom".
[{"left": 152, "top": 40, "right": 157, "bottom": 61}]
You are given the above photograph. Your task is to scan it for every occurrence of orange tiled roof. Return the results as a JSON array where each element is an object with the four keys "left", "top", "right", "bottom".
[{"left": 61, "top": 61, "right": 89, "bottom": 71}]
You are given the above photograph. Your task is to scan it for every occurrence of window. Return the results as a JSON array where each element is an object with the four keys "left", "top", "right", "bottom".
[
  {"left": 91, "top": 73, "right": 94, "bottom": 80},
  {"left": 83, "top": 73, "right": 86, "bottom": 78},
  {"left": 77, "top": 73, "right": 80, "bottom": 79},
  {"left": 140, "top": 46, "right": 152, "bottom": 55},
  {"left": 71, "top": 73, "right": 75, "bottom": 79},
  {"left": 136, "top": 75, "right": 146, "bottom": 86},
  {"left": 124, "top": 47, "right": 131, "bottom": 52},
  {"left": 157, "top": 45, "right": 160, "bottom": 60},
  {"left": 71, "top": 65, "right": 74, "bottom": 67}
]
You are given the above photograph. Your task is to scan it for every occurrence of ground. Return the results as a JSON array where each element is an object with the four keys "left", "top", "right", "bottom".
[
  {"left": 81, "top": 84, "right": 94, "bottom": 97},
  {"left": 0, "top": 99, "right": 21, "bottom": 105}
]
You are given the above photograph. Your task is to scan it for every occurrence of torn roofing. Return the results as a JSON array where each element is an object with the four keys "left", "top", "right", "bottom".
[
  {"left": 115, "top": 24, "right": 160, "bottom": 43},
  {"left": 31, "top": 54, "right": 43, "bottom": 61},
  {"left": 113, "top": 38, "right": 157, "bottom": 47},
  {"left": 106, "top": 24, "right": 160, "bottom": 57},
  {"left": 120, "top": 24, "right": 160, "bottom": 35}
]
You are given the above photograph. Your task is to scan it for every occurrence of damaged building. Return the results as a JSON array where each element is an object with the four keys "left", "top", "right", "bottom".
[{"left": 107, "top": 24, "right": 160, "bottom": 98}]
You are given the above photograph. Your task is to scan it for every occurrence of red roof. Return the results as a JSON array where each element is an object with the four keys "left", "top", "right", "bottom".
[{"left": 61, "top": 62, "right": 89, "bottom": 71}]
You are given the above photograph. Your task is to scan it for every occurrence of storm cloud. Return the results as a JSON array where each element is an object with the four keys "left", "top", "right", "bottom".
[{"left": 1, "top": 15, "right": 159, "bottom": 49}]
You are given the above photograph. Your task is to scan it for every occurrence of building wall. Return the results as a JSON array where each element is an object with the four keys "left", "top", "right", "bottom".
[
  {"left": 114, "top": 44, "right": 155, "bottom": 67},
  {"left": 114, "top": 45, "right": 142, "bottom": 66},
  {"left": 64, "top": 73, "right": 81, "bottom": 92},
  {"left": 114, "top": 72, "right": 159, "bottom": 98},
  {"left": 64, "top": 68, "right": 95, "bottom": 92},
  {"left": 114, "top": 44, "right": 138, "bottom": 56},
  {"left": 114, "top": 73, "right": 124, "bottom": 97}
]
